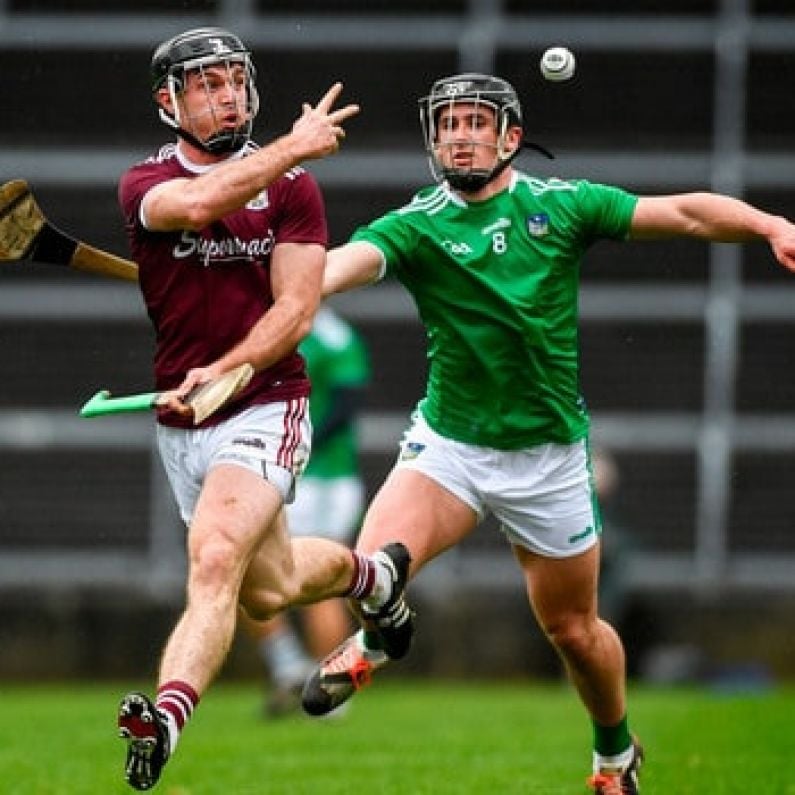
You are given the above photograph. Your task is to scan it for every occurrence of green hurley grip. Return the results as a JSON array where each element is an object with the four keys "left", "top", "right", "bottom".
[{"left": 79, "top": 390, "right": 158, "bottom": 418}]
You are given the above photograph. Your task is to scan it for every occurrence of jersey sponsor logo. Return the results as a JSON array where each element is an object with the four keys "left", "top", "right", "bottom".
[
  {"left": 208, "top": 36, "right": 233, "bottom": 56},
  {"left": 148, "top": 143, "right": 178, "bottom": 164},
  {"left": 399, "top": 441, "right": 426, "bottom": 461},
  {"left": 441, "top": 239, "right": 473, "bottom": 256},
  {"left": 439, "top": 79, "right": 475, "bottom": 97},
  {"left": 245, "top": 190, "right": 269, "bottom": 210},
  {"left": 231, "top": 436, "right": 267, "bottom": 452},
  {"left": 527, "top": 213, "right": 550, "bottom": 237},
  {"left": 173, "top": 229, "right": 276, "bottom": 265},
  {"left": 568, "top": 525, "right": 595, "bottom": 545},
  {"left": 481, "top": 217, "right": 511, "bottom": 235}
]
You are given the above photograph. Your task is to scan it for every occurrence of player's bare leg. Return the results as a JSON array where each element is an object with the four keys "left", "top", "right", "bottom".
[
  {"left": 120, "top": 464, "right": 280, "bottom": 790},
  {"left": 516, "top": 543, "right": 625, "bottom": 724},
  {"left": 119, "top": 464, "right": 377, "bottom": 789},
  {"left": 303, "top": 469, "right": 478, "bottom": 715},
  {"left": 514, "top": 541, "right": 642, "bottom": 793},
  {"left": 159, "top": 466, "right": 287, "bottom": 692},
  {"left": 244, "top": 534, "right": 358, "bottom": 720}
]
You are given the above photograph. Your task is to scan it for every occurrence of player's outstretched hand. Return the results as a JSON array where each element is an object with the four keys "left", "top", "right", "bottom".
[
  {"left": 770, "top": 217, "right": 795, "bottom": 273},
  {"left": 290, "top": 82, "right": 360, "bottom": 161}
]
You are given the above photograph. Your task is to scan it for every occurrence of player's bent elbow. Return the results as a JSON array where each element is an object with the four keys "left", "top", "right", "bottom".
[
  {"left": 279, "top": 295, "right": 318, "bottom": 344},
  {"left": 294, "top": 311, "right": 315, "bottom": 342},
  {"left": 179, "top": 200, "right": 218, "bottom": 231}
]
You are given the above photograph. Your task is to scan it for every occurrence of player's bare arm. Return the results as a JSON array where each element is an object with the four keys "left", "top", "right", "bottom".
[
  {"left": 222, "top": 240, "right": 325, "bottom": 370},
  {"left": 631, "top": 193, "right": 795, "bottom": 272},
  {"left": 323, "top": 241, "right": 385, "bottom": 297},
  {"left": 144, "top": 83, "right": 359, "bottom": 232},
  {"left": 165, "top": 241, "right": 325, "bottom": 413}
]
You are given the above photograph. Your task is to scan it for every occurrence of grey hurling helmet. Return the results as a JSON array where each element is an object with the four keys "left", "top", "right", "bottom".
[{"left": 419, "top": 73, "right": 523, "bottom": 192}]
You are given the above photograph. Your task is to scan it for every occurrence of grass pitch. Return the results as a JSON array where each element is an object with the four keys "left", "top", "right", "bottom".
[{"left": 0, "top": 679, "right": 793, "bottom": 794}]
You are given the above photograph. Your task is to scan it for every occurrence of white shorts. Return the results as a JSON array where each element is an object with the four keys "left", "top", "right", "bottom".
[
  {"left": 157, "top": 400, "right": 311, "bottom": 525},
  {"left": 287, "top": 476, "right": 364, "bottom": 543},
  {"left": 395, "top": 413, "right": 600, "bottom": 558}
]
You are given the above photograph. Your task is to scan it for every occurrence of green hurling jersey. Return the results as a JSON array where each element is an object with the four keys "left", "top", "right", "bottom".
[
  {"left": 302, "top": 307, "right": 370, "bottom": 478},
  {"left": 350, "top": 172, "right": 638, "bottom": 450}
]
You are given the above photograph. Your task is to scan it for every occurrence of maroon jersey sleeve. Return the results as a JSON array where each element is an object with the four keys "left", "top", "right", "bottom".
[
  {"left": 270, "top": 167, "right": 328, "bottom": 247},
  {"left": 118, "top": 148, "right": 183, "bottom": 239}
]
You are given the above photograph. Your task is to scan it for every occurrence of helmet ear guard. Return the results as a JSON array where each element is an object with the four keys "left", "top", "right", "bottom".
[
  {"left": 150, "top": 27, "right": 259, "bottom": 155},
  {"left": 419, "top": 73, "right": 552, "bottom": 191}
]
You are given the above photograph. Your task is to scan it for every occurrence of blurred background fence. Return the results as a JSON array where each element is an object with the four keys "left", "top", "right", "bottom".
[{"left": 1, "top": 0, "right": 794, "bottom": 681}]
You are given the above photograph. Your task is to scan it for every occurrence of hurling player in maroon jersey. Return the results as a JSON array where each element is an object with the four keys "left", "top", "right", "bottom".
[{"left": 114, "top": 28, "right": 414, "bottom": 791}]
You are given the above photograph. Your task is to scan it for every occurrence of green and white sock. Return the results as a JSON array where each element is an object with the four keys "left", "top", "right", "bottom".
[
  {"left": 592, "top": 715, "right": 633, "bottom": 772},
  {"left": 356, "top": 629, "right": 389, "bottom": 665}
]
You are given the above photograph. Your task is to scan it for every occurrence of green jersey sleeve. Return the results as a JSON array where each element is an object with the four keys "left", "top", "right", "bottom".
[
  {"left": 349, "top": 186, "right": 439, "bottom": 273},
  {"left": 568, "top": 180, "right": 638, "bottom": 243}
]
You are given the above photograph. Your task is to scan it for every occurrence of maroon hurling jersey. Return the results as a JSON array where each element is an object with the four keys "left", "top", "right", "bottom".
[{"left": 118, "top": 141, "right": 328, "bottom": 428}]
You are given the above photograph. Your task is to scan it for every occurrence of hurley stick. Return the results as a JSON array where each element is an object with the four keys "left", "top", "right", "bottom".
[{"left": 0, "top": 179, "right": 139, "bottom": 281}]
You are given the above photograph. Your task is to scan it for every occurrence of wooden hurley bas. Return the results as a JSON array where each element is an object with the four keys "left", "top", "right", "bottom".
[{"left": 0, "top": 179, "right": 139, "bottom": 281}]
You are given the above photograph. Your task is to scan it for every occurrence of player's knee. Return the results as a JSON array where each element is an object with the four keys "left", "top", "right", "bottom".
[
  {"left": 188, "top": 530, "right": 243, "bottom": 590},
  {"left": 239, "top": 586, "right": 291, "bottom": 620},
  {"left": 543, "top": 614, "right": 596, "bottom": 660}
]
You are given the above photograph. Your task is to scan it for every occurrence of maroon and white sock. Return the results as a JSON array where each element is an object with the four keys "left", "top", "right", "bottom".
[
  {"left": 156, "top": 680, "right": 199, "bottom": 754},
  {"left": 343, "top": 550, "right": 392, "bottom": 610}
]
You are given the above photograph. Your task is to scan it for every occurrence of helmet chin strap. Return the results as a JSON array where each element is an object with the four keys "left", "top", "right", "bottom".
[
  {"left": 442, "top": 138, "right": 555, "bottom": 192},
  {"left": 522, "top": 140, "right": 555, "bottom": 160},
  {"left": 441, "top": 142, "right": 520, "bottom": 192},
  {"left": 179, "top": 125, "right": 249, "bottom": 154},
  {"left": 157, "top": 106, "right": 249, "bottom": 155}
]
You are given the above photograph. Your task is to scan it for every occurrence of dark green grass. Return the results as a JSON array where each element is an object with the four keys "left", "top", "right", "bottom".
[{"left": 0, "top": 679, "right": 793, "bottom": 794}]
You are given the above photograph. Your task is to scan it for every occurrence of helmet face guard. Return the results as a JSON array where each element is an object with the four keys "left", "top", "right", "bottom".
[
  {"left": 419, "top": 73, "right": 523, "bottom": 192},
  {"left": 151, "top": 27, "right": 259, "bottom": 155}
]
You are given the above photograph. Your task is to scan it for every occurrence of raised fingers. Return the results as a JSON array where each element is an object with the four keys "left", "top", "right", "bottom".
[
  {"left": 313, "top": 83, "right": 360, "bottom": 125},
  {"left": 329, "top": 103, "right": 360, "bottom": 126},
  {"left": 314, "top": 82, "right": 344, "bottom": 113}
]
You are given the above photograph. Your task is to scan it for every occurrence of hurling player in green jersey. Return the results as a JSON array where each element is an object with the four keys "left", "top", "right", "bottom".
[{"left": 301, "top": 73, "right": 795, "bottom": 793}]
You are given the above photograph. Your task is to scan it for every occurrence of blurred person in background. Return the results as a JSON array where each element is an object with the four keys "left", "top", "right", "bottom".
[
  {"left": 591, "top": 447, "right": 630, "bottom": 629},
  {"left": 114, "top": 27, "right": 410, "bottom": 791},
  {"left": 243, "top": 306, "right": 370, "bottom": 717},
  {"left": 300, "top": 72, "right": 795, "bottom": 794}
]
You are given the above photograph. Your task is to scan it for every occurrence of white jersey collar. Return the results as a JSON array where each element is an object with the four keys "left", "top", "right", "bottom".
[
  {"left": 507, "top": 170, "right": 519, "bottom": 193},
  {"left": 174, "top": 142, "right": 246, "bottom": 174}
]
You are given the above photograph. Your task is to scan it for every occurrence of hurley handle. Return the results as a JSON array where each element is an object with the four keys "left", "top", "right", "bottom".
[
  {"left": 71, "top": 242, "right": 139, "bottom": 282},
  {"left": 79, "top": 390, "right": 157, "bottom": 418}
]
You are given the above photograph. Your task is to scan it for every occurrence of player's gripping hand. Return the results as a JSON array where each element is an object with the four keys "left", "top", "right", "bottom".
[
  {"left": 160, "top": 364, "right": 221, "bottom": 418},
  {"left": 289, "top": 82, "right": 359, "bottom": 161}
]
